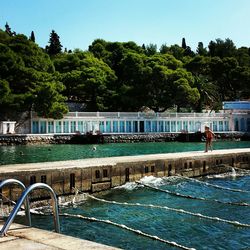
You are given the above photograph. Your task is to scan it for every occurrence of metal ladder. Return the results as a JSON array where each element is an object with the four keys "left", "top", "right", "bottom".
[
  {"left": 0, "top": 179, "right": 31, "bottom": 226},
  {"left": 0, "top": 180, "right": 60, "bottom": 236}
]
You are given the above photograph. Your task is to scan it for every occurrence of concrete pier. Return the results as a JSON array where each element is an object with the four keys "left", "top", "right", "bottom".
[
  {"left": 0, "top": 149, "right": 249, "bottom": 199},
  {"left": 0, "top": 148, "right": 250, "bottom": 249},
  {"left": 0, "top": 220, "right": 119, "bottom": 249}
]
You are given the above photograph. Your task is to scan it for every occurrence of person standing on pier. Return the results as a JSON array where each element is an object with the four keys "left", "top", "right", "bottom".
[{"left": 204, "top": 126, "right": 215, "bottom": 152}]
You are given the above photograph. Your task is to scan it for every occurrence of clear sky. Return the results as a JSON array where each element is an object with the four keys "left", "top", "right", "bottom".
[{"left": 1, "top": 0, "right": 250, "bottom": 51}]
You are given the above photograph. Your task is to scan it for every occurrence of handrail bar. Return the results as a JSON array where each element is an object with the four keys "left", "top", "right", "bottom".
[
  {"left": 0, "top": 183, "right": 60, "bottom": 236},
  {"left": 0, "top": 179, "right": 31, "bottom": 226}
]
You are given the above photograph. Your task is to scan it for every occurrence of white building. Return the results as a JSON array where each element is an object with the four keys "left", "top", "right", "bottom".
[
  {"left": 2, "top": 101, "right": 249, "bottom": 135},
  {"left": 30, "top": 111, "right": 234, "bottom": 134},
  {"left": 0, "top": 121, "right": 16, "bottom": 134}
]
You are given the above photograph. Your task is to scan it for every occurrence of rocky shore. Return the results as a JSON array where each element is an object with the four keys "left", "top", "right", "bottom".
[{"left": 0, "top": 132, "right": 249, "bottom": 145}]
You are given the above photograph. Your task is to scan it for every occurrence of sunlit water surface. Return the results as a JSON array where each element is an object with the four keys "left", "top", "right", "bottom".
[
  {"left": 16, "top": 174, "right": 250, "bottom": 250},
  {"left": 1, "top": 141, "right": 250, "bottom": 165}
]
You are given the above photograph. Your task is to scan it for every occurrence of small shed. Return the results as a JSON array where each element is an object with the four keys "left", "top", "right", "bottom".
[{"left": 0, "top": 121, "right": 16, "bottom": 134}]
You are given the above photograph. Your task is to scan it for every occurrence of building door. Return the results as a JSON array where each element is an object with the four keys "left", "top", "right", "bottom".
[{"left": 139, "top": 121, "right": 144, "bottom": 133}]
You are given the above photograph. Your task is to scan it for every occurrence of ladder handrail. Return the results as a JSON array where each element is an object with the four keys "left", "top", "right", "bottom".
[
  {"left": 0, "top": 183, "right": 60, "bottom": 236},
  {"left": 0, "top": 179, "right": 31, "bottom": 226}
]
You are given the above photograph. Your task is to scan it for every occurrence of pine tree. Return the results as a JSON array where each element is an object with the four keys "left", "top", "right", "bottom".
[
  {"left": 5, "top": 22, "right": 16, "bottom": 36},
  {"left": 30, "top": 31, "right": 35, "bottom": 42},
  {"left": 182, "top": 37, "right": 187, "bottom": 49},
  {"left": 46, "top": 30, "right": 62, "bottom": 56}
]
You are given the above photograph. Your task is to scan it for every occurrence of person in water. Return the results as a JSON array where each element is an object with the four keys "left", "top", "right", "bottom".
[{"left": 204, "top": 126, "right": 215, "bottom": 152}]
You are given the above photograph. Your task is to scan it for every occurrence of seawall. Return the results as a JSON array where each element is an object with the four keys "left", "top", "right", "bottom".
[
  {"left": 0, "top": 132, "right": 248, "bottom": 145},
  {"left": 0, "top": 149, "right": 249, "bottom": 202}
]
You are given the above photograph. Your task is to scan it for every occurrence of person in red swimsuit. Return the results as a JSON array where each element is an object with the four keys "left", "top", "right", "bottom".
[{"left": 204, "top": 126, "right": 215, "bottom": 152}]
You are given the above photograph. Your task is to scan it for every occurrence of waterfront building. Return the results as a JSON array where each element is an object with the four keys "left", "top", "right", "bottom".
[
  {"left": 1, "top": 101, "right": 249, "bottom": 135},
  {"left": 29, "top": 101, "right": 250, "bottom": 135},
  {"left": 0, "top": 121, "right": 16, "bottom": 134},
  {"left": 30, "top": 111, "right": 232, "bottom": 134}
]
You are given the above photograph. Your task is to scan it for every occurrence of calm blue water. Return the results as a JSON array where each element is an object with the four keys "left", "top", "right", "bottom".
[
  {"left": 17, "top": 174, "right": 250, "bottom": 250},
  {"left": 1, "top": 141, "right": 250, "bottom": 165}
]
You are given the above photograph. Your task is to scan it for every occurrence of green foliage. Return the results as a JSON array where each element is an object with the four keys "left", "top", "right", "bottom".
[
  {"left": 33, "top": 79, "right": 68, "bottom": 119},
  {"left": 46, "top": 30, "right": 62, "bottom": 56},
  {"left": 0, "top": 25, "right": 249, "bottom": 120},
  {"left": 0, "top": 29, "right": 67, "bottom": 120}
]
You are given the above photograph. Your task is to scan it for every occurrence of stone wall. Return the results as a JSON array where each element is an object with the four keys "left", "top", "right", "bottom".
[
  {"left": 0, "top": 132, "right": 248, "bottom": 145},
  {"left": 0, "top": 150, "right": 249, "bottom": 203}
]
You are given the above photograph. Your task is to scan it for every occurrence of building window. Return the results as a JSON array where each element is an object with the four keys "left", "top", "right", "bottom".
[
  {"left": 106, "top": 121, "right": 111, "bottom": 133},
  {"left": 152, "top": 121, "right": 157, "bottom": 132},
  {"left": 146, "top": 121, "right": 151, "bottom": 132},
  {"left": 224, "top": 121, "right": 229, "bottom": 131},
  {"left": 99, "top": 121, "right": 104, "bottom": 133},
  {"left": 32, "top": 121, "right": 39, "bottom": 134},
  {"left": 63, "top": 121, "right": 69, "bottom": 133},
  {"left": 71, "top": 121, "right": 76, "bottom": 133},
  {"left": 189, "top": 121, "right": 195, "bottom": 132},
  {"left": 219, "top": 121, "right": 223, "bottom": 131},
  {"left": 113, "top": 121, "right": 118, "bottom": 133},
  {"left": 177, "top": 121, "right": 182, "bottom": 132},
  {"left": 165, "top": 121, "right": 170, "bottom": 132},
  {"left": 55, "top": 121, "right": 61, "bottom": 133},
  {"left": 133, "top": 121, "right": 138, "bottom": 133},
  {"left": 119, "top": 121, "right": 125, "bottom": 133},
  {"left": 183, "top": 121, "right": 188, "bottom": 131},
  {"left": 240, "top": 118, "right": 245, "bottom": 131},
  {"left": 159, "top": 121, "right": 164, "bottom": 132},
  {"left": 40, "top": 121, "right": 46, "bottom": 133},
  {"left": 48, "top": 121, "right": 54, "bottom": 133},
  {"left": 78, "top": 121, "right": 84, "bottom": 133},
  {"left": 213, "top": 121, "right": 218, "bottom": 132},
  {"left": 171, "top": 121, "right": 176, "bottom": 132},
  {"left": 126, "top": 121, "right": 132, "bottom": 133}
]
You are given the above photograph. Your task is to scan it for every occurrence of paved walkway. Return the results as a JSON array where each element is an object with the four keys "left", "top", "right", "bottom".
[
  {"left": 0, "top": 148, "right": 250, "bottom": 173},
  {"left": 0, "top": 220, "right": 119, "bottom": 250}
]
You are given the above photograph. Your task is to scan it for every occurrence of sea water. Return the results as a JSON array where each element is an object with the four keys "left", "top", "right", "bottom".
[
  {"left": 17, "top": 173, "right": 250, "bottom": 250},
  {"left": 1, "top": 141, "right": 250, "bottom": 165}
]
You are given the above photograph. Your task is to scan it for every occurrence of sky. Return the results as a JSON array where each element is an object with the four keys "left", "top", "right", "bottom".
[{"left": 1, "top": 0, "right": 250, "bottom": 51}]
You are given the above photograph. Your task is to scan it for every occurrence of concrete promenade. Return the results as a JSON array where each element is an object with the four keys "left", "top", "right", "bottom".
[
  {"left": 1, "top": 148, "right": 250, "bottom": 173},
  {"left": 0, "top": 220, "right": 119, "bottom": 250}
]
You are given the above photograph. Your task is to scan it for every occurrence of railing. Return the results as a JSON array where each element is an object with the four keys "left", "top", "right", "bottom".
[
  {"left": 61, "top": 112, "right": 231, "bottom": 119},
  {"left": 0, "top": 179, "right": 31, "bottom": 226},
  {"left": 31, "top": 111, "right": 232, "bottom": 121},
  {"left": 0, "top": 183, "right": 60, "bottom": 236}
]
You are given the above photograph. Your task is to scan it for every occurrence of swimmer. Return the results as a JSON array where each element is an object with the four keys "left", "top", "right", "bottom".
[
  {"left": 92, "top": 146, "right": 97, "bottom": 151},
  {"left": 19, "top": 151, "right": 24, "bottom": 156}
]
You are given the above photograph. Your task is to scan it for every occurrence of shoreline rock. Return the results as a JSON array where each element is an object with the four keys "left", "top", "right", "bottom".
[{"left": 0, "top": 132, "right": 248, "bottom": 145}]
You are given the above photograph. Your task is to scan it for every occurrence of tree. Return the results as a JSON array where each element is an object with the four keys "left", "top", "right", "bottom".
[
  {"left": 46, "top": 30, "right": 62, "bottom": 56},
  {"left": 30, "top": 31, "right": 35, "bottom": 42},
  {"left": 208, "top": 38, "right": 236, "bottom": 58},
  {"left": 182, "top": 38, "right": 187, "bottom": 49},
  {"left": 5, "top": 22, "right": 16, "bottom": 36},
  {"left": 197, "top": 42, "right": 207, "bottom": 56},
  {"left": 33, "top": 79, "right": 68, "bottom": 119},
  {"left": 145, "top": 43, "right": 157, "bottom": 56}
]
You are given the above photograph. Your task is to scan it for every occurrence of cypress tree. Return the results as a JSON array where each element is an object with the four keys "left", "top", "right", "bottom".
[
  {"left": 46, "top": 30, "right": 62, "bottom": 56},
  {"left": 181, "top": 37, "right": 187, "bottom": 49},
  {"left": 30, "top": 31, "right": 35, "bottom": 42}
]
